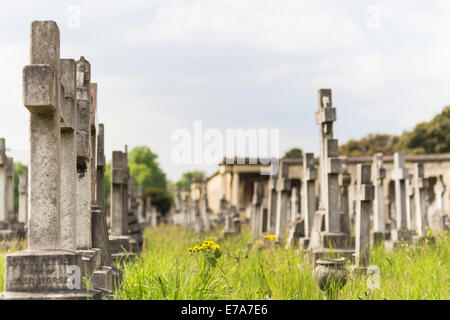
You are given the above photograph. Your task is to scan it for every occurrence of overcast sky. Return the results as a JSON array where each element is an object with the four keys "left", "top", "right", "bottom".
[{"left": 1, "top": 0, "right": 450, "bottom": 182}]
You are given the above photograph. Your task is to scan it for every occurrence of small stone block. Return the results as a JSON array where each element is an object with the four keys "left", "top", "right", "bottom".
[{"left": 315, "top": 107, "right": 336, "bottom": 124}]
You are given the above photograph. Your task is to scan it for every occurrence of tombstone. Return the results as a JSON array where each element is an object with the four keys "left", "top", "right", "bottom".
[
  {"left": 266, "top": 174, "right": 278, "bottom": 234},
  {"left": 300, "top": 153, "right": 317, "bottom": 248},
  {"left": 136, "top": 184, "right": 146, "bottom": 225},
  {"left": 251, "top": 181, "right": 263, "bottom": 241},
  {"left": 90, "top": 83, "right": 98, "bottom": 204},
  {"left": 0, "top": 21, "right": 100, "bottom": 299},
  {"left": 405, "top": 173, "right": 416, "bottom": 232},
  {"left": 371, "top": 153, "right": 388, "bottom": 244},
  {"left": 127, "top": 176, "right": 144, "bottom": 250},
  {"left": 391, "top": 152, "right": 411, "bottom": 239},
  {"left": 59, "top": 58, "right": 78, "bottom": 251},
  {"left": 339, "top": 157, "right": 351, "bottom": 237},
  {"left": 286, "top": 187, "right": 305, "bottom": 249},
  {"left": 412, "top": 163, "right": 428, "bottom": 237},
  {"left": 109, "top": 151, "right": 137, "bottom": 263},
  {"left": 5, "top": 157, "right": 14, "bottom": 221},
  {"left": 75, "top": 56, "right": 93, "bottom": 251},
  {"left": 310, "top": 89, "right": 353, "bottom": 261},
  {"left": 274, "top": 161, "right": 291, "bottom": 244},
  {"left": 200, "top": 180, "right": 211, "bottom": 232},
  {"left": 0, "top": 138, "right": 7, "bottom": 229},
  {"left": 428, "top": 175, "right": 449, "bottom": 234},
  {"left": 352, "top": 164, "right": 374, "bottom": 272},
  {"left": 18, "top": 175, "right": 28, "bottom": 226}
]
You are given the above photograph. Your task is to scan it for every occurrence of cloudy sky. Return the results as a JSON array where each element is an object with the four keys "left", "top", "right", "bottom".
[{"left": 1, "top": 0, "right": 450, "bottom": 182}]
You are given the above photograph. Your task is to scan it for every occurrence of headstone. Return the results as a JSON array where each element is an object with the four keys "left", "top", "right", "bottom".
[
  {"left": 0, "top": 20, "right": 100, "bottom": 300},
  {"left": 428, "top": 175, "right": 449, "bottom": 234},
  {"left": 136, "top": 184, "right": 145, "bottom": 225},
  {"left": 18, "top": 176, "right": 28, "bottom": 225},
  {"left": 200, "top": 180, "right": 211, "bottom": 232},
  {"left": 371, "top": 153, "right": 388, "bottom": 243},
  {"left": 354, "top": 164, "right": 374, "bottom": 270},
  {"left": 5, "top": 157, "right": 14, "bottom": 220},
  {"left": 96, "top": 124, "right": 106, "bottom": 211},
  {"left": 75, "top": 56, "right": 92, "bottom": 250},
  {"left": 302, "top": 153, "right": 317, "bottom": 243},
  {"left": 0, "top": 138, "right": 7, "bottom": 228},
  {"left": 391, "top": 153, "right": 411, "bottom": 240},
  {"left": 405, "top": 173, "right": 415, "bottom": 232},
  {"left": 251, "top": 181, "right": 263, "bottom": 241},
  {"left": 266, "top": 174, "right": 278, "bottom": 234},
  {"left": 339, "top": 157, "right": 351, "bottom": 236},
  {"left": 275, "top": 161, "right": 291, "bottom": 243},
  {"left": 59, "top": 58, "right": 78, "bottom": 251},
  {"left": 412, "top": 163, "right": 428, "bottom": 237}
]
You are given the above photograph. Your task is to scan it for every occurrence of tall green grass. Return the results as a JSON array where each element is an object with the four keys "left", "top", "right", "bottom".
[{"left": 114, "top": 226, "right": 449, "bottom": 300}]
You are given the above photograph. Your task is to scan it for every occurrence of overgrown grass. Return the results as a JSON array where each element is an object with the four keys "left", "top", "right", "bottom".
[
  {"left": 0, "top": 227, "right": 447, "bottom": 300},
  {"left": 114, "top": 226, "right": 449, "bottom": 300}
]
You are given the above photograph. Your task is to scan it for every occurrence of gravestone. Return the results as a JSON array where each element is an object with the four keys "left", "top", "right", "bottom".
[
  {"left": 405, "top": 173, "right": 415, "bottom": 232},
  {"left": 339, "top": 157, "right": 351, "bottom": 237},
  {"left": 352, "top": 164, "right": 374, "bottom": 273},
  {"left": 0, "top": 138, "right": 7, "bottom": 229},
  {"left": 371, "top": 153, "right": 389, "bottom": 244},
  {"left": 18, "top": 175, "right": 28, "bottom": 227},
  {"left": 286, "top": 187, "right": 304, "bottom": 248},
  {"left": 0, "top": 20, "right": 100, "bottom": 300},
  {"left": 412, "top": 163, "right": 428, "bottom": 237},
  {"left": 266, "top": 174, "right": 278, "bottom": 234},
  {"left": 310, "top": 89, "right": 353, "bottom": 261},
  {"left": 299, "top": 153, "right": 317, "bottom": 249},
  {"left": 200, "top": 180, "right": 211, "bottom": 232},
  {"left": 428, "top": 175, "right": 449, "bottom": 234},
  {"left": 5, "top": 157, "right": 14, "bottom": 221},
  {"left": 274, "top": 160, "right": 291, "bottom": 244},
  {"left": 390, "top": 153, "right": 411, "bottom": 241},
  {"left": 251, "top": 181, "right": 263, "bottom": 241}
]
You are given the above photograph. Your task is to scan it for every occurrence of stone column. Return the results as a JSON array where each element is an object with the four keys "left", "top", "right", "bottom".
[
  {"left": 392, "top": 152, "right": 408, "bottom": 231},
  {"left": 5, "top": 157, "right": 14, "bottom": 219},
  {"left": 302, "top": 153, "right": 317, "bottom": 239},
  {"left": 96, "top": 124, "right": 106, "bottom": 211},
  {"left": 354, "top": 164, "right": 374, "bottom": 269},
  {"left": 110, "top": 151, "right": 124, "bottom": 236},
  {"left": 372, "top": 153, "right": 386, "bottom": 232},
  {"left": 339, "top": 157, "right": 351, "bottom": 236},
  {"left": 251, "top": 181, "right": 263, "bottom": 241},
  {"left": 266, "top": 174, "right": 278, "bottom": 234},
  {"left": 315, "top": 89, "right": 341, "bottom": 233},
  {"left": 0, "top": 139, "right": 6, "bottom": 225},
  {"left": 275, "top": 161, "right": 291, "bottom": 242},
  {"left": 59, "top": 58, "right": 78, "bottom": 251},
  {"left": 24, "top": 21, "right": 61, "bottom": 250},
  {"left": 290, "top": 187, "right": 300, "bottom": 223},
  {"left": 90, "top": 83, "right": 97, "bottom": 204},
  {"left": 18, "top": 176, "right": 28, "bottom": 225},
  {"left": 405, "top": 174, "right": 415, "bottom": 232},
  {"left": 122, "top": 147, "right": 129, "bottom": 234},
  {"left": 75, "top": 56, "right": 92, "bottom": 250},
  {"left": 412, "top": 163, "right": 428, "bottom": 237}
]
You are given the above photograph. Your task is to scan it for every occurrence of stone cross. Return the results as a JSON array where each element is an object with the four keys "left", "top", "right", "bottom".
[
  {"left": 251, "top": 181, "right": 263, "bottom": 241},
  {"left": 302, "top": 153, "right": 317, "bottom": 238},
  {"left": 0, "top": 138, "right": 6, "bottom": 225},
  {"left": 5, "top": 157, "right": 14, "bottom": 219},
  {"left": 18, "top": 175, "right": 28, "bottom": 224},
  {"left": 23, "top": 20, "right": 62, "bottom": 250},
  {"left": 391, "top": 152, "right": 409, "bottom": 231},
  {"left": 315, "top": 89, "right": 342, "bottom": 233},
  {"left": 290, "top": 187, "right": 300, "bottom": 223},
  {"left": 90, "top": 83, "right": 98, "bottom": 204},
  {"left": 372, "top": 153, "right": 386, "bottom": 232},
  {"left": 111, "top": 151, "right": 125, "bottom": 236},
  {"left": 75, "top": 56, "right": 92, "bottom": 250},
  {"left": 136, "top": 184, "right": 145, "bottom": 224},
  {"left": 354, "top": 164, "right": 374, "bottom": 269},
  {"left": 275, "top": 160, "right": 291, "bottom": 242},
  {"left": 405, "top": 173, "right": 415, "bottom": 232},
  {"left": 428, "top": 175, "right": 448, "bottom": 233},
  {"left": 339, "top": 157, "right": 351, "bottom": 236},
  {"left": 266, "top": 174, "right": 278, "bottom": 234},
  {"left": 412, "top": 163, "right": 428, "bottom": 237},
  {"left": 59, "top": 58, "right": 78, "bottom": 251},
  {"left": 96, "top": 124, "right": 106, "bottom": 211}
]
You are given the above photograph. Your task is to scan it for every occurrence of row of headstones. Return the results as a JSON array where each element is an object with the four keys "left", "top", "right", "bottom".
[
  {"left": 0, "top": 140, "right": 28, "bottom": 240},
  {"left": 248, "top": 89, "right": 448, "bottom": 273},
  {"left": 0, "top": 20, "right": 147, "bottom": 300}
]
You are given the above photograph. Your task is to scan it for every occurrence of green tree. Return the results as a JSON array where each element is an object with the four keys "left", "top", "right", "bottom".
[
  {"left": 283, "top": 147, "right": 303, "bottom": 159},
  {"left": 339, "top": 134, "right": 400, "bottom": 157},
  {"left": 13, "top": 162, "right": 28, "bottom": 213},
  {"left": 396, "top": 106, "right": 450, "bottom": 154},
  {"left": 176, "top": 171, "right": 205, "bottom": 189},
  {"left": 143, "top": 186, "right": 172, "bottom": 215}
]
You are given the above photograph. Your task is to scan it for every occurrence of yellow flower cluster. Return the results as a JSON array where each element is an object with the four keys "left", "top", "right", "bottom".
[
  {"left": 187, "top": 240, "right": 220, "bottom": 253},
  {"left": 264, "top": 234, "right": 277, "bottom": 240}
]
